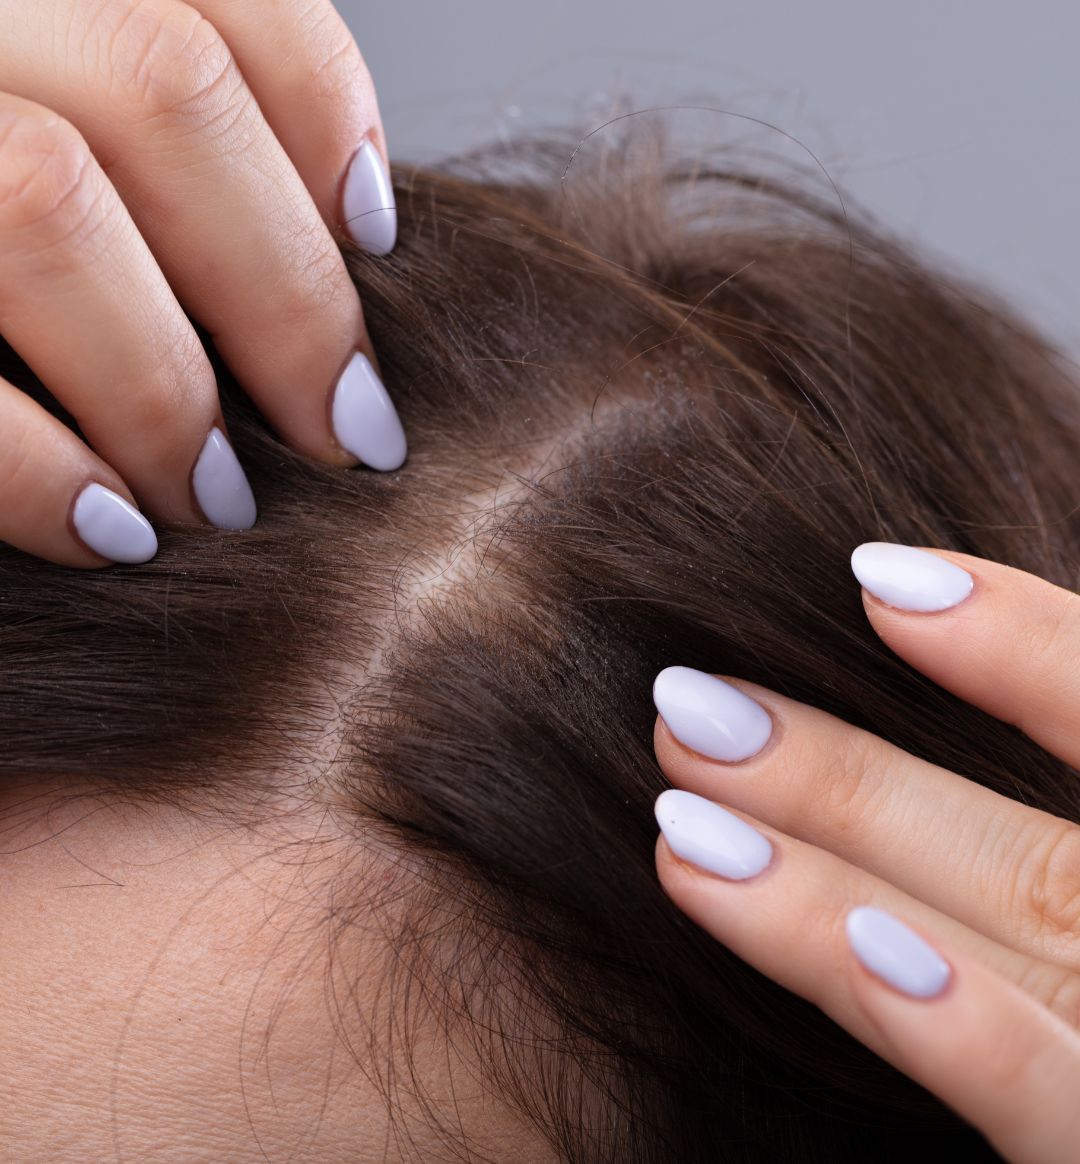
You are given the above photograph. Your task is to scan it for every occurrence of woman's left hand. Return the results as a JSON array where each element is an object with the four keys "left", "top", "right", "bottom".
[{"left": 652, "top": 543, "right": 1080, "bottom": 1164}]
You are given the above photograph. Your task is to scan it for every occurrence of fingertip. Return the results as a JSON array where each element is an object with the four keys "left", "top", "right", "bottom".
[
  {"left": 850, "top": 542, "right": 974, "bottom": 614},
  {"left": 70, "top": 482, "right": 158, "bottom": 566},
  {"left": 341, "top": 137, "right": 397, "bottom": 255},
  {"left": 328, "top": 350, "right": 407, "bottom": 472},
  {"left": 844, "top": 906, "right": 952, "bottom": 1000},
  {"left": 190, "top": 426, "right": 258, "bottom": 531}
]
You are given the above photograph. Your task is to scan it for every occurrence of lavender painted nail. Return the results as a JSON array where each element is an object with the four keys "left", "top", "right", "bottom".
[
  {"left": 851, "top": 542, "right": 973, "bottom": 612},
  {"left": 330, "top": 352, "right": 407, "bottom": 471},
  {"left": 653, "top": 666, "right": 773, "bottom": 762},
  {"left": 192, "top": 427, "right": 257, "bottom": 530},
  {"left": 72, "top": 483, "right": 158, "bottom": 564},
  {"left": 654, "top": 789, "right": 773, "bottom": 880},
  {"left": 341, "top": 140, "right": 396, "bottom": 255},
  {"left": 846, "top": 907, "right": 951, "bottom": 998}
]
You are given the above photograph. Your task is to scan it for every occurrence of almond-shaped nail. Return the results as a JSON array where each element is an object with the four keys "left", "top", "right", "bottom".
[
  {"left": 72, "top": 483, "right": 158, "bottom": 564},
  {"left": 851, "top": 542, "right": 973, "bottom": 612},
  {"left": 653, "top": 666, "right": 773, "bottom": 762},
  {"left": 342, "top": 139, "right": 396, "bottom": 255},
  {"left": 330, "top": 352, "right": 407, "bottom": 471},
  {"left": 846, "top": 906, "right": 951, "bottom": 998},
  {"left": 191, "top": 427, "right": 257, "bottom": 530},
  {"left": 654, "top": 789, "right": 773, "bottom": 879}
]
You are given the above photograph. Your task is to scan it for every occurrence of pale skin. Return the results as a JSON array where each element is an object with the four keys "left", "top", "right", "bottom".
[
  {"left": 0, "top": 780, "right": 556, "bottom": 1162},
  {"left": 0, "top": 0, "right": 394, "bottom": 566},
  {"left": 654, "top": 550, "right": 1080, "bottom": 1164}
]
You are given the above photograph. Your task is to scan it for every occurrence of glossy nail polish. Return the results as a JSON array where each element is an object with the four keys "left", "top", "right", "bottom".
[
  {"left": 653, "top": 666, "right": 772, "bottom": 762},
  {"left": 845, "top": 906, "right": 951, "bottom": 998},
  {"left": 192, "top": 427, "right": 257, "bottom": 531},
  {"left": 851, "top": 542, "right": 973, "bottom": 612},
  {"left": 331, "top": 352, "right": 407, "bottom": 471},
  {"left": 341, "top": 140, "right": 396, "bottom": 255},
  {"left": 654, "top": 788, "right": 773, "bottom": 879},
  {"left": 72, "top": 483, "right": 158, "bottom": 564}
]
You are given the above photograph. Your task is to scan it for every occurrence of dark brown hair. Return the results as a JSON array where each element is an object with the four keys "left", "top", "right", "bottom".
[{"left": 3, "top": 123, "right": 1079, "bottom": 1161}]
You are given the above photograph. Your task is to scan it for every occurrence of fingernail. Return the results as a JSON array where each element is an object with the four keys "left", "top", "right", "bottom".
[
  {"left": 341, "top": 139, "right": 396, "bottom": 255},
  {"left": 654, "top": 789, "right": 773, "bottom": 879},
  {"left": 191, "top": 427, "right": 257, "bottom": 531},
  {"left": 845, "top": 906, "right": 951, "bottom": 998},
  {"left": 851, "top": 542, "right": 973, "bottom": 612},
  {"left": 330, "top": 352, "right": 407, "bottom": 471},
  {"left": 653, "top": 666, "right": 772, "bottom": 762},
  {"left": 72, "top": 483, "right": 158, "bottom": 564}
]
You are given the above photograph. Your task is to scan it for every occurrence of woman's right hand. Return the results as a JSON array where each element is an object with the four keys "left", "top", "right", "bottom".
[
  {"left": 653, "top": 545, "right": 1080, "bottom": 1163},
  {"left": 0, "top": 0, "right": 405, "bottom": 568}
]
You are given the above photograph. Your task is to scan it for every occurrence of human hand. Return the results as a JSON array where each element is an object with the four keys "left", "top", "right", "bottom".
[
  {"left": 652, "top": 543, "right": 1080, "bottom": 1164},
  {"left": 0, "top": 0, "right": 404, "bottom": 568}
]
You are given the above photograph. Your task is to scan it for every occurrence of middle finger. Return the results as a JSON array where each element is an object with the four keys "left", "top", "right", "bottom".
[{"left": 0, "top": 0, "right": 406, "bottom": 471}]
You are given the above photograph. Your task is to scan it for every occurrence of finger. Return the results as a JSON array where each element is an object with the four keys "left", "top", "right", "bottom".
[
  {"left": 0, "top": 0, "right": 405, "bottom": 470},
  {"left": 851, "top": 542, "right": 1080, "bottom": 771},
  {"left": 195, "top": 0, "right": 396, "bottom": 251},
  {"left": 0, "top": 378, "right": 157, "bottom": 567},
  {"left": 652, "top": 668, "right": 1080, "bottom": 971},
  {"left": 652, "top": 789, "right": 1080, "bottom": 1089},
  {"left": 0, "top": 94, "right": 254, "bottom": 530},
  {"left": 847, "top": 911, "right": 1080, "bottom": 1164}
]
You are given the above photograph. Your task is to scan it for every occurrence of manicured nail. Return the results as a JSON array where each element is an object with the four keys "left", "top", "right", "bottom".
[
  {"left": 654, "top": 789, "right": 772, "bottom": 879},
  {"left": 851, "top": 542, "right": 973, "bottom": 612},
  {"left": 341, "top": 139, "right": 396, "bottom": 254},
  {"left": 72, "top": 483, "right": 158, "bottom": 564},
  {"left": 845, "top": 906, "right": 951, "bottom": 998},
  {"left": 653, "top": 666, "right": 772, "bottom": 762},
  {"left": 330, "top": 352, "right": 407, "bottom": 471},
  {"left": 191, "top": 427, "right": 257, "bottom": 531}
]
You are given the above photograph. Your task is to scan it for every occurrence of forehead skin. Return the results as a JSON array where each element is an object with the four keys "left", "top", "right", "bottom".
[{"left": 0, "top": 781, "right": 555, "bottom": 1163}]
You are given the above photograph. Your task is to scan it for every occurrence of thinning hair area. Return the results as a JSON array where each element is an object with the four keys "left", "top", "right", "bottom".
[{"left": 3, "top": 125, "right": 1080, "bottom": 1162}]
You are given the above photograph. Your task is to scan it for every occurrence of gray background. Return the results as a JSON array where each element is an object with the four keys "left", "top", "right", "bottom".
[{"left": 340, "top": 1, "right": 1080, "bottom": 354}]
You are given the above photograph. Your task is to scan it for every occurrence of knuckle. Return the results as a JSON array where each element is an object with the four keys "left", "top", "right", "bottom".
[
  {"left": 1023, "top": 590, "right": 1080, "bottom": 662},
  {"left": 109, "top": 4, "right": 245, "bottom": 129},
  {"left": 114, "top": 333, "right": 214, "bottom": 456},
  {"left": 0, "top": 112, "right": 100, "bottom": 244},
  {"left": 123, "top": 387, "right": 181, "bottom": 445},
  {"left": 268, "top": 237, "right": 353, "bottom": 327},
  {"left": 1014, "top": 821, "right": 1080, "bottom": 956},
  {"left": 268, "top": 0, "right": 365, "bottom": 99},
  {"left": 306, "top": 23, "right": 367, "bottom": 104},
  {"left": 806, "top": 727, "right": 888, "bottom": 840},
  {"left": 1038, "top": 967, "right": 1080, "bottom": 1031}
]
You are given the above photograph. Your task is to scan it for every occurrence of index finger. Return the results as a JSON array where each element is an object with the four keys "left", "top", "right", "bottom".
[{"left": 196, "top": 0, "right": 395, "bottom": 252}]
